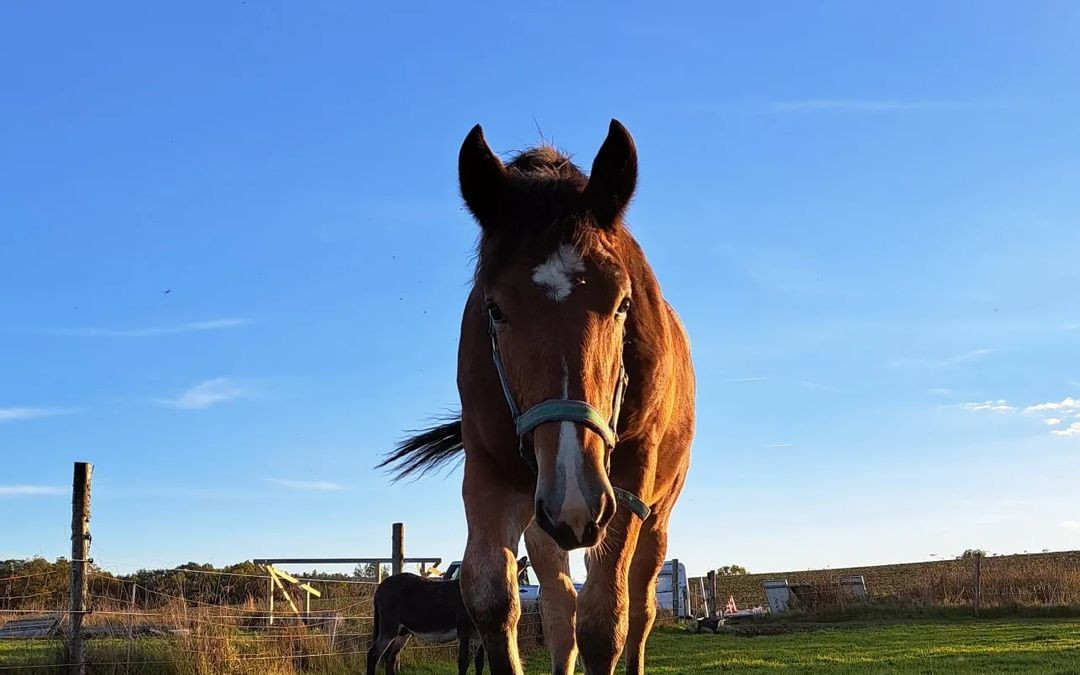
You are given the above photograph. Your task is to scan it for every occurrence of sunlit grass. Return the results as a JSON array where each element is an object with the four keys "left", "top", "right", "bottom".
[{"left": 2, "top": 618, "right": 1079, "bottom": 674}]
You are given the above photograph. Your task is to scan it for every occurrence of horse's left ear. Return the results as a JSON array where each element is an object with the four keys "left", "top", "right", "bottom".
[{"left": 583, "top": 119, "right": 638, "bottom": 228}]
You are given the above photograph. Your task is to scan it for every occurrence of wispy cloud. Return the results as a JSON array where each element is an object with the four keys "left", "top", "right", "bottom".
[
  {"left": 798, "top": 380, "right": 839, "bottom": 393},
  {"left": 1051, "top": 423, "right": 1080, "bottom": 438},
  {"left": 0, "top": 485, "right": 66, "bottom": 496},
  {"left": 930, "top": 388, "right": 955, "bottom": 397},
  {"left": 767, "top": 443, "right": 793, "bottom": 448},
  {"left": 0, "top": 407, "right": 78, "bottom": 424},
  {"left": 156, "top": 378, "right": 248, "bottom": 410},
  {"left": 891, "top": 349, "right": 994, "bottom": 368},
  {"left": 961, "top": 400, "right": 1015, "bottom": 413},
  {"left": 56, "top": 318, "right": 250, "bottom": 338},
  {"left": 266, "top": 479, "right": 343, "bottom": 492},
  {"left": 1044, "top": 418, "right": 1063, "bottom": 426},
  {"left": 1024, "top": 397, "right": 1080, "bottom": 415},
  {"left": 767, "top": 99, "right": 971, "bottom": 114},
  {"left": 1063, "top": 521, "right": 1080, "bottom": 529},
  {"left": 729, "top": 377, "right": 767, "bottom": 383}
]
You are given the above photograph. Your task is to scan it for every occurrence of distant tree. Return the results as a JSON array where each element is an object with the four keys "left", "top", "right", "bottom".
[
  {"left": 717, "top": 565, "right": 748, "bottom": 576},
  {"left": 353, "top": 562, "right": 390, "bottom": 580},
  {"left": 960, "top": 549, "right": 986, "bottom": 559}
]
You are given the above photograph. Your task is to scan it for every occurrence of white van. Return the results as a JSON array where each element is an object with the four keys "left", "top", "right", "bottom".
[
  {"left": 654, "top": 560, "right": 690, "bottom": 618},
  {"left": 444, "top": 558, "right": 689, "bottom": 618}
]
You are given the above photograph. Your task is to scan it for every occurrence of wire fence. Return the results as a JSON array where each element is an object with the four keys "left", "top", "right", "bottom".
[
  {"left": 688, "top": 550, "right": 1080, "bottom": 617},
  {"left": 0, "top": 561, "right": 545, "bottom": 675}
]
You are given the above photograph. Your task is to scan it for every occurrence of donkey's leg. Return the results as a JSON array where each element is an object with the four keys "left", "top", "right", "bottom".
[
  {"left": 461, "top": 455, "right": 532, "bottom": 675},
  {"left": 524, "top": 520, "right": 578, "bottom": 674},
  {"left": 366, "top": 620, "right": 397, "bottom": 675},
  {"left": 457, "top": 635, "right": 472, "bottom": 675},
  {"left": 576, "top": 509, "right": 643, "bottom": 675},
  {"left": 623, "top": 512, "right": 670, "bottom": 675},
  {"left": 383, "top": 635, "right": 410, "bottom": 675},
  {"left": 475, "top": 640, "right": 485, "bottom": 675}
]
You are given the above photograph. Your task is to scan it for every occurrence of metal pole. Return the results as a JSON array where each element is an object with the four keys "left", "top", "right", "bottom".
[
  {"left": 392, "top": 523, "right": 404, "bottom": 576},
  {"left": 671, "top": 559, "right": 680, "bottom": 618},
  {"left": 69, "top": 462, "right": 92, "bottom": 675}
]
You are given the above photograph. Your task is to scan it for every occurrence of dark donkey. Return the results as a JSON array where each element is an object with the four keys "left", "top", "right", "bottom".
[
  {"left": 381, "top": 120, "right": 695, "bottom": 675},
  {"left": 366, "top": 558, "right": 529, "bottom": 675}
]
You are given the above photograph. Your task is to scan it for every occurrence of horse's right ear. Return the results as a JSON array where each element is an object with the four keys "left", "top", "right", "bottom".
[
  {"left": 459, "top": 124, "right": 506, "bottom": 229},
  {"left": 583, "top": 119, "right": 638, "bottom": 228}
]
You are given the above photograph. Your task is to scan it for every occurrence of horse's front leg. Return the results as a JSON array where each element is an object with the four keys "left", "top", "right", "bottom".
[
  {"left": 576, "top": 508, "right": 643, "bottom": 675},
  {"left": 623, "top": 507, "right": 672, "bottom": 675},
  {"left": 524, "top": 520, "right": 577, "bottom": 674},
  {"left": 460, "top": 454, "right": 533, "bottom": 675}
]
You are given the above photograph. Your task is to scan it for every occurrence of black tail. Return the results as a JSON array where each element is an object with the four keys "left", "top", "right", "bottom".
[{"left": 378, "top": 418, "right": 464, "bottom": 481}]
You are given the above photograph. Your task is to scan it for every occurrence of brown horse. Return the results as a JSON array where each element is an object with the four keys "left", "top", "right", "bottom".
[{"left": 381, "top": 120, "right": 695, "bottom": 675}]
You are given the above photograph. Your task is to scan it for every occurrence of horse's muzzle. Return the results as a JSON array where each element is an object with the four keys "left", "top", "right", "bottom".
[{"left": 535, "top": 491, "right": 615, "bottom": 550}]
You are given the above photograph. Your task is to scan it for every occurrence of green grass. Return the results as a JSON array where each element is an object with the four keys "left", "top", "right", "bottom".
[
  {"left": 3, "top": 619, "right": 1079, "bottom": 674},
  {"left": 537, "top": 620, "right": 1080, "bottom": 675}
]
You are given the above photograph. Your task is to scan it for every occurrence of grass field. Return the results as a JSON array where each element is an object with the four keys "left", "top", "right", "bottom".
[{"left": 2, "top": 619, "right": 1079, "bottom": 674}]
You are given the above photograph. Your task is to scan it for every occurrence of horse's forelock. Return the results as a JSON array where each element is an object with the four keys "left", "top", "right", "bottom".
[{"left": 475, "top": 145, "right": 617, "bottom": 285}]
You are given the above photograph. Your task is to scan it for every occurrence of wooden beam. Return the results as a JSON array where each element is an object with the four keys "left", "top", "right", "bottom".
[{"left": 268, "top": 567, "right": 300, "bottom": 615}]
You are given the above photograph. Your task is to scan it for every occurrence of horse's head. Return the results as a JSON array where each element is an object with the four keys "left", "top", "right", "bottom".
[{"left": 459, "top": 120, "right": 638, "bottom": 551}]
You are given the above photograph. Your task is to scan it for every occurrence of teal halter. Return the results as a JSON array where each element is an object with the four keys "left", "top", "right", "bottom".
[{"left": 488, "top": 314, "right": 651, "bottom": 521}]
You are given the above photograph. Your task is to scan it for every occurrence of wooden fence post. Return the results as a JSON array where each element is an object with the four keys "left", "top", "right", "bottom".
[
  {"left": 267, "top": 572, "right": 275, "bottom": 626},
  {"left": 69, "top": 462, "right": 92, "bottom": 675},
  {"left": 392, "top": 523, "right": 405, "bottom": 576},
  {"left": 707, "top": 570, "right": 718, "bottom": 619},
  {"left": 671, "top": 558, "right": 680, "bottom": 618},
  {"left": 973, "top": 553, "right": 982, "bottom": 617}
]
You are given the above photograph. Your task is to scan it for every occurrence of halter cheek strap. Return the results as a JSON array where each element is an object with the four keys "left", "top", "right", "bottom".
[{"left": 488, "top": 316, "right": 651, "bottom": 521}]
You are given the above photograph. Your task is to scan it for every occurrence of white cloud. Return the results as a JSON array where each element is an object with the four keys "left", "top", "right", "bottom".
[
  {"left": 57, "top": 318, "right": 250, "bottom": 338},
  {"left": 961, "top": 400, "right": 1014, "bottom": 413},
  {"left": 729, "top": 377, "right": 767, "bottom": 383},
  {"left": 0, "top": 485, "right": 66, "bottom": 496},
  {"left": 1024, "top": 397, "right": 1080, "bottom": 415},
  {"left": 767, "top": 443, "right": 793, "bottom": 448},
  {"left": 0, "top": 407, "right": 77, "bottom": 423},
  {"left": 267, "top": 479, "right": 343, "bottom": 492},
  {"left": 1044, "top": 418, "right": 1063, "bottom": 426},
  {"left": 1063, "top": 521, "right": 1080, "bottom": 529},
  {"left": 156, "top": 378, "right": 248, "bottom": 410},
  {"left": 767, "top": 99, "right": 970, "bottom": 114},
  {"left": 1050, "top": 423, "right": 1080, "bottom": 438}
]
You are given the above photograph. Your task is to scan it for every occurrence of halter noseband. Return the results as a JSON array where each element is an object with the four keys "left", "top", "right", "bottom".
[{"left": 487, "top": 314, "right": 650, "bottom": 520}]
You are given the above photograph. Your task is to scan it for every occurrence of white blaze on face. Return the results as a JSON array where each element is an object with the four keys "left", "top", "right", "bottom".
[
  {"left": 532, "top": 243, "right": 585, "bottom": 302},
  {"left": 555, "top": 356, "right": 591, "bottom": 539}
]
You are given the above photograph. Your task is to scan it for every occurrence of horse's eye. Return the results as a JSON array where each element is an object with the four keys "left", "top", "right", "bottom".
[
  {"left": 617, "top": 297, "right": 631, "bottom": 314},
  {"left": 487, "top": 302, "right": 507, "bottom": 324}
]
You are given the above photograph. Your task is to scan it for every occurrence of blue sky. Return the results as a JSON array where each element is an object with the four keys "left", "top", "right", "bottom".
[{"left": 2, "top": 2, "right": 1078, "bottom": 581}]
